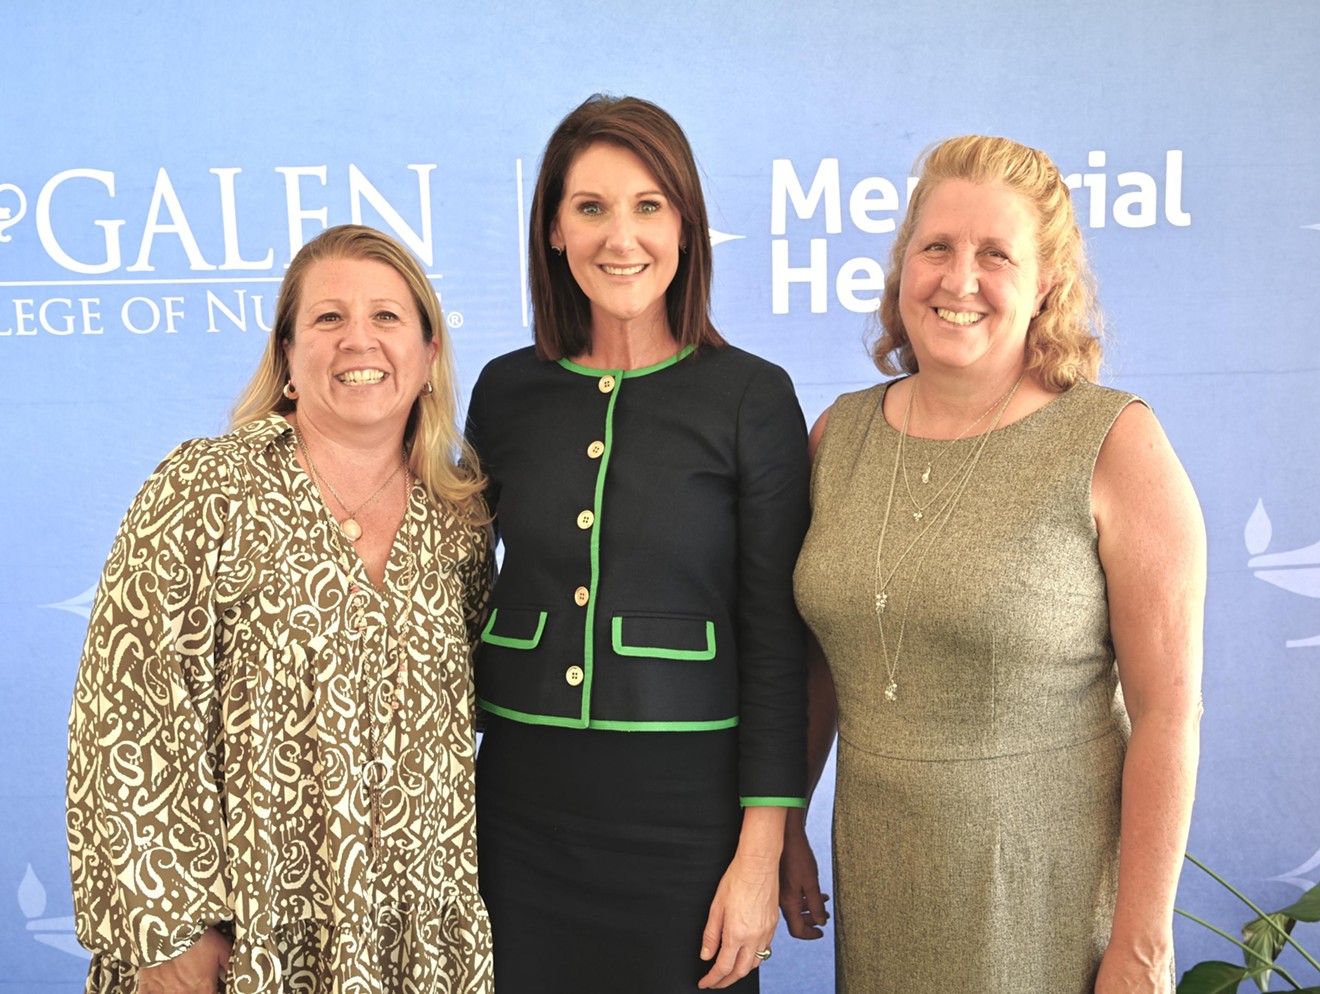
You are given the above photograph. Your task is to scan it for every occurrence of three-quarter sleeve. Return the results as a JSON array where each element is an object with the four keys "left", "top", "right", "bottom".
[
  {"left": 733, "top": 363, "right": 811, "bottom": 805},
  {"left": 67, "top": 438, "right": 236, "bottom": 967}
]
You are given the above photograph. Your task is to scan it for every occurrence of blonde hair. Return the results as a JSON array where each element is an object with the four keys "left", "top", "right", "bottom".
[
  {"left": 230, "top": 224, "right": 485, "bottom": 516},
  {"left": 872, "top": 135, "right": 1104, "bottom": 390}
]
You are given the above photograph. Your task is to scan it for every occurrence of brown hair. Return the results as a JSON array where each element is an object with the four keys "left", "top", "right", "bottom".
[
  {"left": 230, "top": 224, "right": 485, "bottom": 514},
  {"left": 528, "top": 94, "right": 725, "bottom": 360},
  {"left": 872, "top": 135, "right": 1103, "bottom": 389}
]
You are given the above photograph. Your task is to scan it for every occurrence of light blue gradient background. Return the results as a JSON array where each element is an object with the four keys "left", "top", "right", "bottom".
[{"left": 3, "top": 2, "right": 1317, "bottom": 989}]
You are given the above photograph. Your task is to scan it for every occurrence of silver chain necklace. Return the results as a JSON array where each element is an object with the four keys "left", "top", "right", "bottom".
[{"left": 872, "top": 375, "right": 1023, "bottom": 702}]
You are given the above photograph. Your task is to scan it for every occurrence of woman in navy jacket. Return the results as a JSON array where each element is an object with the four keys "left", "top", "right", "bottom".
[{"left": 467, "top": 95, "right": 810, "bottom": 993}]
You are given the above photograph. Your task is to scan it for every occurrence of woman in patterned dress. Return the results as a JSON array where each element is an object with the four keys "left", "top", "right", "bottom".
[
  {"left": 66, "top": 225, "right": 494, "bottom": 994},
  {"left": 780, "top": 137, "right": 1205, "bottom": 993}
]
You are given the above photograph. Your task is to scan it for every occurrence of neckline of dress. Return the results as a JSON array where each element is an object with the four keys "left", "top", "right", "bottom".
[{"left": 876, "top": 376, "right": 1079, "bottom": 443}]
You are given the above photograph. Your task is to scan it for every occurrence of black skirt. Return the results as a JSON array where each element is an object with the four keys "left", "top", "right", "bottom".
[{"left": 476, "top": 717, "right": 757, "bottom": 994}]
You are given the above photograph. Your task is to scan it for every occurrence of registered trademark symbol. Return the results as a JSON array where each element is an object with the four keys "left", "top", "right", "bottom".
[{"left": 446, "top": 311, "right": 464, "bottom": 328}]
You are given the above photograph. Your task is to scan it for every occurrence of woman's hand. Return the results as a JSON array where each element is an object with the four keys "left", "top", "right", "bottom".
[
  {"left": 135, "top": 926, "right": 231, "bottom": 994},
  {"left": 1094, "top": 938, "right": 1174, "bottom": 994},
  {"left": 778, "top": 808, "right": 830, "bottom": 939},
  {"left": 698, "top": 808, "right": 784, "bottom": 989}
]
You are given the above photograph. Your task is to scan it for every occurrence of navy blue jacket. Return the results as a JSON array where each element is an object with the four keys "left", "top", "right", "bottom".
[{"left": 466, "top": 344, "right": 810, "bottom": 804}]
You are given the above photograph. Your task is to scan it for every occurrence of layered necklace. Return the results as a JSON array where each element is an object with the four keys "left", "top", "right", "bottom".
[
  {"left": 899, "top": 375, "right": 1022, "bottom": 523},
  {"left": 872, "top": 374, "right": 1023, "bottom": 702},
  {"left": 297, "top": 432, "right": 408, "bottom": 542}
]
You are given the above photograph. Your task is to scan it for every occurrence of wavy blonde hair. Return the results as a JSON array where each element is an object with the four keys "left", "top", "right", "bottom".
[
  {"left": 230, "top": 224, "right": 485, "bottom": 516},
  {"left": 872, "top": 135, "right": 1104, "bottom": 390}
]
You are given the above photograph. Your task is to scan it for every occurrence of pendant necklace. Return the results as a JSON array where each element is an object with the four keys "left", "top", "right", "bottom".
[
  {"left": 900, "top": 374, "right": 1024, "bottom": 522},
  {"left": 298, "top": 431, "right": 407, "bottom": 541},
  {"left": 872, "top": 375, "right": 1022, "bottom": 702}
]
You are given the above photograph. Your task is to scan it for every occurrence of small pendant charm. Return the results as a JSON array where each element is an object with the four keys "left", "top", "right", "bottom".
[
  {"left": 875, "top": 591, "right": 888, "bottom": 613},
  {"left": 921, "top": 464, "right": 931, "bottom": 484},
  {"left": 912, "top": 510, "right": 923, "bottom": 522},
  {"left": 884, "top": 679, "right": 898, "bottom": 702},
  {"left": 340, "top": 517, "right": 363, "bottom": 541}
]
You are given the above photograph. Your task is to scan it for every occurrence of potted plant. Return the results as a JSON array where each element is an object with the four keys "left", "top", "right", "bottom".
[{"left": 1176, "top": 853, "right": 1320, "bottom": 993}]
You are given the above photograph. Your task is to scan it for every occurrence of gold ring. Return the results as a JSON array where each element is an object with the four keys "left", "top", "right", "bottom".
[{"left": 754, "top": 947, "right": 772, "bottom": 962}]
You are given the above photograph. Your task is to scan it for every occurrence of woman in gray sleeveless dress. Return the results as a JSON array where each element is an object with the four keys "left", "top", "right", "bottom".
[{"left": 781, "top": 136, "right": 1205, "bottom": 994}]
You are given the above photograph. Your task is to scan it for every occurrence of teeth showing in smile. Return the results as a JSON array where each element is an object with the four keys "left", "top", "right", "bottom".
[
  {"left": 936, "top": 308, "right": 984, "bottom": 326},
  {"left": 602, "top": 264, "right": 646, "bottom": 276},
  {"left": 337, "top": 369, "right": 386, "bottom": 385}
]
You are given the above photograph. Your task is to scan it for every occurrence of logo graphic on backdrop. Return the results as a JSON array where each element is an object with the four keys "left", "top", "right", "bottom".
[
  {"left": 0, "top": 165, "right": 451, "bottom": 337},
  {"left": 769, "top": 150, "right": 1193, "bottom": 315},
  {"left": 1272, "top": 847, "right": 1320, "bottom": 891},
  {"left": 3, "top": 149, "right": 1197, "bottom": 335},
  {"left": 1245, "top": 499, "right": 1320, "bottom": 649},
  {"left": 44, "top": 585, "right": 98, "bottom": 620},
  {"left": 18, "top": 865, "right": 85, "bottom": 959},
  {"left": 0, "top": 183, "right": 28, "bottom": 242}
]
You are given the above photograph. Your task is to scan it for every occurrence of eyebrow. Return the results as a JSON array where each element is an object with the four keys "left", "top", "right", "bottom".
[
  {"left": 567, "top": 189, "right": 667, "bottom": 199},
  {"left": 303, "top": 297, "right": 409, "bottom": 309}
]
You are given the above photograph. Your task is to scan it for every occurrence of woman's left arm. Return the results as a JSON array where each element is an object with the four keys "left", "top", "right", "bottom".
[
  {"left": 698, "top": 361, "right": 812, "bottom": 990},
  {"left": 1093, "top": 402, "right": 1206, "bottom": 994}
]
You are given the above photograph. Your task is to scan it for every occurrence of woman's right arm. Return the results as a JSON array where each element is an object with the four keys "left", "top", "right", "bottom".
[
  {"left": 67, "top": 439, "right": 235, "bottom": 989},
  {"left": 778, "top": 407, "right": 839, "bottom": 940}
]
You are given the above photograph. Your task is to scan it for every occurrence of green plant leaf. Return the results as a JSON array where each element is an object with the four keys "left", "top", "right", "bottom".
[
  {"left": 1177, "top": 961, "right": 1250, "bottom": 994},
  {"left": 1242, "top": 912, "right": 1295, "bottom": 991},
  {"left": 1277, "top": 881, "right": 1320, "bottom": 923}
]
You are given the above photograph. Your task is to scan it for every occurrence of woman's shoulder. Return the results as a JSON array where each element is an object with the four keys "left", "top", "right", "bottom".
[
  {"left": 695, "top": 344, "right": 800, "bottom": 398},
  {"left": 703, "top": 343, "right": 793, "bottom": 374},
  {"left": 145, "top": 415, "right": 288, "bottom": 498},
  {"left": 475, "top": 345, "right": 543, "bottom": 384},
  {"left": 1044, "top": 379, "right": 1148, "bottom": 439},
  {"left": 1060, "top": 378, "right": 1143, "bottom": 412},
  {"left": 824, "top": 379, "right": 891, "bottom": 424}
]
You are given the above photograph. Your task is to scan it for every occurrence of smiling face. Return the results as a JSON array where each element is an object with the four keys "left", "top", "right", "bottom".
[
  {"left": 283, "top": 256, "right": 437, "bottom": 442},
  {"left": 550, "top": 142, "right": 683, "bottom": 336},
  {"left": 899, "top": 178, "right": 1053, "bottom": 377}
]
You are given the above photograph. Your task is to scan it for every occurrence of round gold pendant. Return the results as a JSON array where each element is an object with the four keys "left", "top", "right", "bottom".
[{"left": 340, "top": 517, "right": 363, "bottom": 541}]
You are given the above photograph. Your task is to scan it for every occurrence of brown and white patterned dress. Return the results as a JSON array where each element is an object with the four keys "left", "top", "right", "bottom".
[{"left": 66, "top": 414, "right": 493, "bottom": 994}]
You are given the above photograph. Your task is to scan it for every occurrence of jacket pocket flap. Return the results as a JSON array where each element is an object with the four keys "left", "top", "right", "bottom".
[
  {"left": 612, "top": 614, "right": 716, "bottom": 660},
  {"left": 480, "top": 607, "right": 547, "bottom": 649}
]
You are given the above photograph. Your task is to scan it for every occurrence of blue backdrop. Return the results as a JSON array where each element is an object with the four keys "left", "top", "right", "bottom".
[{"left": 3, "top": 2, "right": 1318, "bottom": 990}]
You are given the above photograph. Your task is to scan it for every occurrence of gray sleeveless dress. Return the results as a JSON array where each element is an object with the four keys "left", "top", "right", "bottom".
[{"left": 794, "top": 379, "right": 1138, "bottom": 993}]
